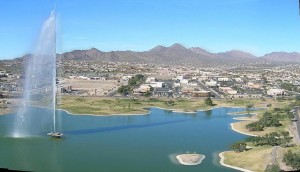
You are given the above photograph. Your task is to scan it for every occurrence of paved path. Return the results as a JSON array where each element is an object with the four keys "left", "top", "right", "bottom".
[
  {"left": 270, "top": 146, "right": 279, "bottom": 165},
  {"left": 293, "top": 107, "right": 300, "bottom": 144}
]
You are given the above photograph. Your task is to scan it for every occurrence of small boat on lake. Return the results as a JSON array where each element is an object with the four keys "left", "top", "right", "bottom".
[{"left": 47, "top": 132, "right": 63, "bottom": 138}]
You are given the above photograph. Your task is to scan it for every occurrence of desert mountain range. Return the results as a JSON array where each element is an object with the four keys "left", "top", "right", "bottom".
[{"left": 9, "top": 43, "right": 300, "bottom": 65}]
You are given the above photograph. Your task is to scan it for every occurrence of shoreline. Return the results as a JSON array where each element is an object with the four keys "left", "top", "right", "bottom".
[
  {"left": 219, "top": 152, "right": 254, "bottom": 172},
  {"left": 219, "top": 113, "right": 259, "bottom": 171},
  {"left": 176, "top": 154, "right": 205, "bottom": 166},
  {"left": 230, "top": 123, "right": 258, "bottom": 137},
  {"left": 1, "top": 104, "right": 254, "bottom": 117},
  {"left": 231, "top": 112, "right": 259, "bottom": 137},
  {"left": 57, "top": 108, "right": 151, "bottom": 117}
]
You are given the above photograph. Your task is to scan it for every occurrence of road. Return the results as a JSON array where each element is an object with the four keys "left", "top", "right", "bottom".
[
  {"left": 270, "top": 146, "right": 279, "bottom": 165},
  {"left": 196, "top": 81, "right": 222, "bottom": 99},
  {"left": 294, "top": 107, "right": 300, "bottom": 143}
]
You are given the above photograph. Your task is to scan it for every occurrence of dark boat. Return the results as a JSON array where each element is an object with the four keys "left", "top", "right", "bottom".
[{"left": 47, "top": 132, "right": 63, "bottom": 138}]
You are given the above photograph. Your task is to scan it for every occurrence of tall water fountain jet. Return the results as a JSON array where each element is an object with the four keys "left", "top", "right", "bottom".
[{"left": 11, "top": 11, "right": 57, "bottom": 137}]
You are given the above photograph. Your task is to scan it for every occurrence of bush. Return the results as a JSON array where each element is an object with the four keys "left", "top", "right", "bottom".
[
  {"left": 265, "top": 164, "right": 281, "bottom": 172},
  {"left": 283, "top": 150, "right": 300, "bottom": 170},
  {"left": 231, "top": 141, "right": 247, "bottom": 152},
  {"left": 249, "top": 132, "right": 292, "bottom": 147},
  {"left": 204, "top": 97, "right": 213, "bottom": 106},
  {"left": 246, "top": 121, "right": 264, "bottom": 131}
]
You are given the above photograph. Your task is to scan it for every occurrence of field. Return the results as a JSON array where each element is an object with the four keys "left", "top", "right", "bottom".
[
  {"left": 58, "top": 96, "right": 214, "bottom": 115},
  {"left": 222, "top": 98, "right": 299, "bottom": 171},
  {"left": 223, "top": 146, "right": 273, "bottom": 172},
  {"left": 58, "top": 96, "right": 293, "bottom": 115}
]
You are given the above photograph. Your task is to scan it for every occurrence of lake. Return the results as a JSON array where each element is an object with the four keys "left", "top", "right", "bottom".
[{"left": 0, "top": 107, "right": 249, "bottom": 172}]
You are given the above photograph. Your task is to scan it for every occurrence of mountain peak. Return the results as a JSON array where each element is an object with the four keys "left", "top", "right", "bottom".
[
  {"left": 190, "top": 47, "right": 212, "bottom": 57},
  {"left": 220, "top": 50, "right": 257, "bottom": 59},
  {"left": 169, "top": 43, "right": 186, "bottom": 49},
  {"left": 148, "top": 45, "right": 167, "bottom": 53}
]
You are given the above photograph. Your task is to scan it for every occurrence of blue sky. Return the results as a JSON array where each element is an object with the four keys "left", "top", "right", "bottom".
[{"left": 0, "top": 0, "right": 299, "bottom": 59}]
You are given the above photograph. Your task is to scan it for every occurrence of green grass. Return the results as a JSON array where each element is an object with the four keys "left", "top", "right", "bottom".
[
  {"left": 223, "top": 98, "right": 298, "bottom": 171},
  {"left": 58, "top": 96, "right": 295, "bottom": 116},
  {"left": 58, "top": 96, "right": 215, "bottom": 115},
  {"left": 224, "top": 146, "right": 272, "bottom": 172}
]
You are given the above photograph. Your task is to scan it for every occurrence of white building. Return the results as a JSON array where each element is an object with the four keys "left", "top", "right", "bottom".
[
  {"left": 205, "top": 81, "right": 217, "bottom": 87},
  {"left": 267, "top": 89, "right": 285, "bottom": 96},
  {"left": 0, "top": 70, "right": 6, "bottom": 75},
  {"left": 174, "top": 83, "right": 181, "bottom": 87},
  {"left": 180, "top": 79, "right": 189, "bottom": 84},
  {"left": 234, "top": 78, "right": 243, "bottom": 82},
  {"left": 218, "top": 77, "right": 229, "bottom": 82},
  {"left": 145, "top": 77, "right": 155, "bottom": 83},
  {"left": 149, "top": 82, "right": 164, "bottom": 88},
  {"left": 121, "top": 75, "right": 133, "bottom": 81}
]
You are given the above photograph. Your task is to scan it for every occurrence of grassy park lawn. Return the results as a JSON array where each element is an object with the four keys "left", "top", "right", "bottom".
[
  {"left": 223, "top": 146, "right": 273, "bottom": 172},
  {"left": 58, "top": 96, "right": 215, "bottom": 115},
  {"left": 58, "top": 96, "right": 293, "bottom": 115},
  {"left": 216, "top": 98, "right": 290, "bottom": 109},
  {"left": 223, "top": 98, "right": 297, "bottom": 171}
]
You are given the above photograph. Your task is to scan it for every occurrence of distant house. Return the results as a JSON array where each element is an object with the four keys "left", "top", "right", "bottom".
[
  {"left": 219, "top": 87, "right": 237, "bottom": 95},
  {"left": 145, "top": 77, "right": 156, "bottom": 83},
  {"left": 267, "top": 89, "right": 285, "bottom": 96},
  {"left": 247, "top": 82, "right": 263, "bottom": 89},
  {"left": 173, "top": 82, "right": 181, "bottom": 87},
  {"left": 121, "top": 75, "right": 133, "bottom": 81},
  {"left": 233, "top": 78, "right": 243, "bottom": 83},
  {"left": 180, "top": 79, "right": 189, "bottom": 84},
  {"left": 149, "top": 82, "right": 164, "bottom": 88},
  {"left": 0, "top": 70, "right": 6, "bottom": 76},
  {"left": 205, "top": 81, "right": 217, "bottom": 87},
  {"left": 218, "top": 77, "right": 229, "bottom": 82},
  {"left": 133, "top": 84, "right": 151, "bottom": 94},
  {"left": 153, "top": 88, "right": 172, "bottom": 97}
]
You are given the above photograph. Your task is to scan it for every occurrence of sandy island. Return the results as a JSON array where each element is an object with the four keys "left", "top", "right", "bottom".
[{"left": 176, "top": 154, "right": 205, "bottom": 166}]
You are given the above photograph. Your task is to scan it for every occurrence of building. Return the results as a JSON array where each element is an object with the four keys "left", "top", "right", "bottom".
[
  {"left": 133, "top": 84, "right": 151, "bottom": 94},
  {"left": 205, "top": 81, "right": 217, "bottom": 87},
  {"left": 145, "top": 77, "right": 156, "bottom": 83},
  {"left": 267, "top": 89, "right": 285, "bottom": 96}
]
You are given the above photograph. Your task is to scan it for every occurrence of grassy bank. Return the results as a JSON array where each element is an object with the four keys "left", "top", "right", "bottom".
[
  {"left": 224, "top": 98, "right": 298, "bottom": 171},
  {"left": 58, "top": 96, "right": 216, "bottom": 115},
  {"left": 223, "top": 146, "right": 272, "bottom": 172},
  {"left": 57, "top": 96, "right": 291, "bottom": 115}
]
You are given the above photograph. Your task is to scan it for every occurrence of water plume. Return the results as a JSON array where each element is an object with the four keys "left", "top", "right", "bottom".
[{"left": 11, "top": 11, "right": 56, "bottom": 137}]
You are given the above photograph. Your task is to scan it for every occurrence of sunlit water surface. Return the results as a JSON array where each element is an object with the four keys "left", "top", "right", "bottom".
[{"left": 0, "top": 107, "right": 250, "bottom": 172}]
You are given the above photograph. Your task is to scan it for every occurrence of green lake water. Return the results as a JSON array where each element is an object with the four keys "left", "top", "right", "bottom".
[{"left": 0, "top": 107, "right": 250, "bottom": 172}]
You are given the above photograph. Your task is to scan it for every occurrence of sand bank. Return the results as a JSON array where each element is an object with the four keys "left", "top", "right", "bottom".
[{"left": 176, "top": 154, "right": 205, "bottom": 165}]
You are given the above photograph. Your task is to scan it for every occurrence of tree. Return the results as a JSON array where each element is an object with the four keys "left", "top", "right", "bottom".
[
  {"left": 118, "top": 85, "right": 129, "bottom": 95},
  {"left": 144, "top": 91, "right": 151, "bottom": 97},
  {"left": 283, "top": 150, "right": 300, "bottom": 170},
  {"left": 231, "top": 141, "right": 247, "bottom": 152},
  {"left": 204, "top": 97, "right": 213, "bottom": 106},
  {"left": 149, "top": 85, "right": 154, "bottom": 92},
  {"left": 246, "top": 104, "right": 254, "bottom": 114}
]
